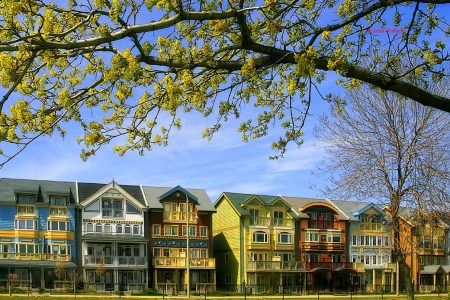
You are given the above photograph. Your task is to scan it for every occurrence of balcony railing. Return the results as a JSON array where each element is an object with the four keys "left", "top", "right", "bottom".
[
  {"left": 247, "top": 261, "right": 304, "bottom": 271},
  {"left": 354, "top": 262, "right": 396, "bottom": 272},
  {"left": 84, "top": 255, "right": 147, "bottom": 266},
  {"left": 307, "top": 220, "right": 338, "bottom": 229},
  {"left": 250, "top": 217, "right": 293, "bottom": 227},
  {"left": 163, "top": 211, "right": 197, "bottom": 223},
  {"left": 153, "top": 257, "right": 215, "bottom": 268},
  {"left": 0, "top": 252, "right": 71, "bottom": 261},
  {"left": 304, "top": 262, "right": 354, "bottom": 271},
  {"left": 118, "top": 256, "right": 146, "bottom": 266},
  {"left": 360, "top": 222, "right": 384, "bottom": 231}
]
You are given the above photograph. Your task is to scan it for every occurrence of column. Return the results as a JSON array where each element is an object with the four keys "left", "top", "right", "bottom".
[
  {"left": 390, "top": 270, "right": 394, "bottom": 293},
  {"left": 213, "top": 270, "right": 216, "bottom": 291},
  {"left": 372, "top": 269, "right": 376, "bottom": 292},
  {"left": 433, "top": 274, "right": 436, "bottom": 291},
  {"left": 154, "top": 269, "right": 157, "bottom": 290},
  {"left": 381, "top": 270, "right": 385, "bottom": 288},
  {"left": 41, "top": 268, "right": 45, "bottom": 290}
]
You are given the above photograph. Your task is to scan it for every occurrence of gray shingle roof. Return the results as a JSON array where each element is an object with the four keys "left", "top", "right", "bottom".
[
  {"left": 332, "top": 200, "right": 371, "bottom": 221},
  {"left": 143, "top": 186, "right": 215, "bottom": 212},
  {"left": 420, "top": 265, "right": 445, "bottom": 275},
  {"left": 77, "top": 182, "right": 146, "bottom": 205},
  {"left": 0, "top": 178, "right": 76, "bottom": 205}
]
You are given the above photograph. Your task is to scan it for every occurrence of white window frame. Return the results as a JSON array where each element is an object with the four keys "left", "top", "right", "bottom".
[
  {"left": 47, "top": 221, "right": 69, "bottom": 231},
  {"left": 15, "top": 219, "right": 36, "bottom": 230},
  {"left": 253, "top": 231, "right": 268, "bottom": 243},
  {"left": 278, "top": 232, "right": 292, "bottom": 244}
]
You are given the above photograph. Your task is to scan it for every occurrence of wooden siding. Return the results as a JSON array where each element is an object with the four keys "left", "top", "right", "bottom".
[{"left": 213, "top": 196, "right": 241, "bottom": 286}]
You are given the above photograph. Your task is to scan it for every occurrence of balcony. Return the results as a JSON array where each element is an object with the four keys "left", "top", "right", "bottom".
[
  {"left": 0, "top": 253, "right": 71, "bottom": 261},
  {"left": 305, "top": 262, "right": 355, "bottom": 271},
  {"left": 84, "top": 255, "right": 147, "bottom": 266},
  {"left": 360, "top": 222, "right": 384, "bottom": 231},
  {"left": 301, "top": 242, "right": 345, "bottom": 252},
  {"left": 163, "top": 211, "right": 197, "bottom": 223},
  {"left": 307, "top": 220, "right": 339, "bottom": 230},
  {"left": 247, "top": 261, "right": 304, "bottom": 272},
  {"left": 153, "top": 257, "right": 215, "bottom": 269},
  {"left": 354, "top": 262, "right": 396, "bottom": 272},
  {"left": 249, "top": 217, "right": 293, "bottom": 227}
]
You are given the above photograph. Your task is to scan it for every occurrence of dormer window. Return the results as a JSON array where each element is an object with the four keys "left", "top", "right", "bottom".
[
  {"left": 16, "top": 194, "right": 37, "bottom": 204},
  {"left": 50, "top": 195, "right": 68, "bottom": 206},
  {"left": 49, "top": 207, "right": 68, "bottom": 215}
]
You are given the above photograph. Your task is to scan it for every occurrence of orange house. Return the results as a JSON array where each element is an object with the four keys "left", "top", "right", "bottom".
[{"left": 285, "top": 197, "right": 355, "bottom": 291}]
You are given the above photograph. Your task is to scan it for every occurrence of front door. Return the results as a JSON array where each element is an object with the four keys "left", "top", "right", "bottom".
[
  {"left": 105, "top": 270, "right": 114, "bottom": 291},
  {"left": 118, "top": 271, "right": 127, "bottom": 291},
  {"left": 45, "top": 269, "right": 54, "bottom": 289}
]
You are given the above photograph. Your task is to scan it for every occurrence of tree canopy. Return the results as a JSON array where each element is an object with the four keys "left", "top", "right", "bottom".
[{"left": 0, "top": 0, "right": 449, "bottom": 165}]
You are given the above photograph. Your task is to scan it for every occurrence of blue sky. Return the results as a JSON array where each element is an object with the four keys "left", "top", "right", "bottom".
[{"left": 0, "top": 73, "right": 339, "bottom": 201}]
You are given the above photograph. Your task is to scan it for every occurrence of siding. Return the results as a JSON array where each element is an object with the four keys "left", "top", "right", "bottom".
[{"left": 213, "top": 196, "right": 241, "bottom": 286}]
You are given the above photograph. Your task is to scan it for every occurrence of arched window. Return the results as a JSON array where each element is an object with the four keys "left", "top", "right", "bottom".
[
  {"left": 86, "top": 222, "right": 93, "bottom": 232},
  {"left": 124, "top": 224, "right": 131, "bottom": 234},
  {"left": 133, "top": 225, "right": 140, "bottom": 235},
  {"left": 95, "top": 223, "right": 102, "bottom": 233},
  {"left": 278, "top": 232, "right": 292, "bottom": 244},
  {"left": 104, "top": 224, "right": 111, "bottom": 234},
  {"left": 116, "top": 224, "right": 123, "bottom": 234},
  {"left": 252, "top": 231, "right": 268, "bottom": 243}
]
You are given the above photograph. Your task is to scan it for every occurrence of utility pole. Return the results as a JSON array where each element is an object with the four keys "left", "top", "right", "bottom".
[{"left": 186, "top": 195, "right": 190, "bottom": 298}]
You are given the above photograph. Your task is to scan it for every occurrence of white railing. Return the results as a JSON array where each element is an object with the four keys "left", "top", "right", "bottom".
[
  {"left": 153, "top": 257, "right": 215, "bottom": 268},
  {"left": 84, "top": 255, "right": 146, "bottom": 266}
]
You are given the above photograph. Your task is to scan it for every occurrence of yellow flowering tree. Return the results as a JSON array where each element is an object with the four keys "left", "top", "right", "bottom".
[{"left": 0, "top": 0, "right": 449, "bottom": 165}]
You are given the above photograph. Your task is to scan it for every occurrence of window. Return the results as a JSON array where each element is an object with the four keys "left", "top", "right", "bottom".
[
  {"left": 49, "top": 207, "right": 68, "bottom": 215},
  {"left": 85, "top": 200, "right": 100, "bottom": 212},
  {"left": 133, "top": 225, "right": 140, "bottom": 235},
  {"left": 102, "top": 199, "right": 124, "bottom": 218},
  {"left": 332, "top": 234, "right": 341, "bottom": 243},
  {"left": 200, "top": 249, "right": 207, "bottom": 258},
  {"left": 225, "top": 253, "right": 229, "bottom": 263},
  {"left": 113, "top": 200, "right": 123, "bottom": 217},
  {"left": 365, "top": 256, "right": 370, "bottom": 265},
  {"left": 352, "top": 235, "right": 357, "bottom": 246},
  {"left": 323, "top": 213, "right": 331, "bottom": 221},
  {"left": 377, "top": 236, "right": 382, "bottom": 247},
  {"left": 126, "top": 201, "right": 140, "bottom": 214},
  {"left": 372, "top": 236, "right": 377, "bottom": 246},
  {"left": 116, "top": 224, "right": 123, "bottom": 234},
  {"left": 104, "top": 224, "right": 111, "bottom": 234},
  {"left": 49, "top": 196, "right": 68, "bottom": 206},
  {"left": 154, "top": 248, "right": 161, "bottom": 257},
  {"left": 17, "top": 205, "right": 35, "bottom": 214},
  {"left": 253, "top": 231, "right": 268, "bottom": 243},
  {"left": 305, "top": 233, "right": 319, "bottom": 242},
  {"left": 95, "top": 223, "right": 102, "bottom": 232},
  {"left": 225, "top": 274, "right": 232, "bottom": 285},
  {"left": 17, "top": 244, "right": 38, "bottom": 254},
  {"left": 164, "top": 225, "right": 178, "bottom": 236},
  {"left": 307, "top": 212, "right": 317, "bottom": 220},
  {"left": 15, "top": 219, "right": 35, "bottom": 230},
  {"left": 352, "top": 255, "right": 357, "bottom": 263},
  {"left": 199, "top": 226, "right": 208, "bottom": 237},
  {"left": 47, "top": 221, "right": 69, "bottom": 231},
  {"left": 86, "top": 223, "right": 93, "bottom": 232},
  {"left": 273, "top": 211, "right": 284, "bottom": 219},
  {"left": 124, "top": 224, "right": 131, "bottom": 234},
  {"left": 365, "top": 236, "right": 370, "bottom": 246},
  {"left": 360, "top": 235, "right": 365, "bottom": 246},
  {"left": 384, "top": 236, "right": 389, "bottom": 246},
  {"left": 47, "top": 244, "right": 71, "bottom": 255},
  {"left": 278, "top": 232, "right": 292, "bottom": 244},
  {"left": 182, "top": 225, "right": 196, "bottom": 237},
  {"left": 373, "top": 255, "right": 377, "bottom": 265},
  {"left": 153, "top": 224, "right": 161, "bottom": 236},
  {"left": 191, "top": 249, "right": 199, "bottom": 258}
]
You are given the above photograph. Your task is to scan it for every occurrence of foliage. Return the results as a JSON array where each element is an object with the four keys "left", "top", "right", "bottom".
[
  {"left": 317, "top": 84, "right": 450, "bottom": 300},
  {"left": 0, "top": 0, "right": 449, "bottom": 165}
]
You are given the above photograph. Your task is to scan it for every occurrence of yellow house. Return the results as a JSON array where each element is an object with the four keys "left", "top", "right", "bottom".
[{"left": 213, "top": 192, "right": 303, "bottom": 293}]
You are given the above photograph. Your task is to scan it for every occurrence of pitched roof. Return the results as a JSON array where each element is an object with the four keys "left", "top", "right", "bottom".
[
  {"left": 420, "top": 265, "right": 445, "bottom": 275},
  {"left": 283, "top": 196, "right": 349, "bottom": 220},
  {"left": 77, "top": 182, "right": 146, "bottom": 205},
  {"left": 0, "top": 178, "right": 76, "bottom": 205},
  {"left": 332, "top": 200, "right": 372, "bottom": 221},
  {"left": 143, "top": 186, "right": 215, "bottom": 212},
  {"left": 217, "top": 192, "right": 296, "bottom": 216}
]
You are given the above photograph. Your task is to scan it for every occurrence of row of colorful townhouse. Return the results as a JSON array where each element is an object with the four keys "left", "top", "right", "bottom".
[
  {"left": 0, "top": 178, "right": 216, "bottom": 293},
  {"left": 213, "top": 193, "right": 450, "bottom": 293},
  {"left": 0, "top": 178, "right": 448, "bottom": 294}
]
